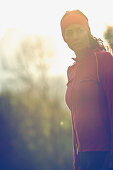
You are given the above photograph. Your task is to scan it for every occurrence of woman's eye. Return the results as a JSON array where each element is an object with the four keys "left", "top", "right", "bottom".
[
  {"left": 66, "top": 31, "right": 73, "bottom": 37},
  {"left": 65, "top": 28, "right": 85, "bottom": 39},
  {"left": 77, "top": 29, "right": 83, "bottom": 33}
]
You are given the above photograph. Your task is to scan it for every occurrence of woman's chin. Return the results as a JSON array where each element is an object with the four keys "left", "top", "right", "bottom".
[{"left": 73, "top": 47, "right": 83, "bottom": 53}]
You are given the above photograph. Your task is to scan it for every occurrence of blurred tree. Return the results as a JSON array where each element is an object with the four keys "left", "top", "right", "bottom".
[
  {"left": 0, "top": 34, "right": 53, "bottom": 92},
  {"left": 0, "top": 89, "right": 73, "bottom": 170},
  {"left": 103, "top": 25, "right": 113, "bottom": 50},
  {"left": 0, "top": 34, "right": 73, "bottom": 170}
]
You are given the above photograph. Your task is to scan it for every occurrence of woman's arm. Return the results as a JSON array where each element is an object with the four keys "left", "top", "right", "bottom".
[{"left": 98, "top": 51, "right": 113, "bottom": 168}]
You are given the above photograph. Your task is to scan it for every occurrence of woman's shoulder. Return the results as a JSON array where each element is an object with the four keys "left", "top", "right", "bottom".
[
  {"left": 67, "top": 61, "right": 76, "bottom": 74},
  {"left": 95, "top": 49, "right": 113, "bottom": 74},
  {"left": 94, "top": 49, "right": 113, "bottom": 62},
  {"left": 66, "top": 61, "right": 77, "bottom": 80}
]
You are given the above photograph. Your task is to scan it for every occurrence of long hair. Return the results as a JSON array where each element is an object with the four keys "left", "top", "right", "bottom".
[
  {"left": 90, "top": 32, "right": 113, "bottom": 54},
  {"left": 89, "top": 35, "right": 106, "bottom": 51}
]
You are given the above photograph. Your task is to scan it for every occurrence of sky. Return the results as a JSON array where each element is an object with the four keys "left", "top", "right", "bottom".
[{"left": 0, "top": 0, "right": 113, "bottom": 76}]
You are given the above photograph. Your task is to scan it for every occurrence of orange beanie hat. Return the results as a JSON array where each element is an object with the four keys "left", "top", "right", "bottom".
[{"left": 60, "top": 10, "right": 90, "bottom": 41}]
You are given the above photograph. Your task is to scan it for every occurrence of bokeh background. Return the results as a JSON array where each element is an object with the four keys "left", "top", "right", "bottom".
[{"left": 0, "top": 0, "right": 113, "bottom": 169}]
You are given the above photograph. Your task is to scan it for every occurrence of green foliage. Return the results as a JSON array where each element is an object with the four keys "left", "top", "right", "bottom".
[
  {"left": 103, "top": 25, "right": 113, "bottom": 50},
  {"left": 0, "top": 34, "right": 73, "bottom": 170},
  {"left": 0, "top": 86, "right": 73, "bottom": 170}
]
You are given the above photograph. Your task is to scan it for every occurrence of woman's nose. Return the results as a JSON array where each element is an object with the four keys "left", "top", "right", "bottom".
[{"left": 72, "top": 31, "right": 79, "bottom": 40}]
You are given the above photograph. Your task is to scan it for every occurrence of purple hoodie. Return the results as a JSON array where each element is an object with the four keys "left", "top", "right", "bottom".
[{"left": 65, "top": 48, "right": 113, "bottom": 169}]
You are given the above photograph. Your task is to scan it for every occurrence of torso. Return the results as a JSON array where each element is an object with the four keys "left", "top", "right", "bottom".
[{"left": 65, "top": 50, "right": 110, "bottom": 152}]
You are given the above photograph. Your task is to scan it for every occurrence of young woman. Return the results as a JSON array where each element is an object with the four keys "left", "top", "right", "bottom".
[{"left": 60, "top": 10, "right": 113, "bottom": 170}]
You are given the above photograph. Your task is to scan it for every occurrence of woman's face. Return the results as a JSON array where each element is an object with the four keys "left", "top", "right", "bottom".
[{"left": 64, "top": 24, "right": 90, "bottom": 54}]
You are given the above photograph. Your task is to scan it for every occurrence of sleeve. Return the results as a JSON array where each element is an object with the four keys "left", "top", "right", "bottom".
[
  {"left": 67, "top": 66, "right": 71, "bottom": 81},
  {"left": 67, "top": 62, "right": 76, "bottom": 82},
  {"left": 67, "top": 64, "right": 74, "bottom": 81},
  {"left": 66, "top": 64, "right": 80, "bottom": 170},
  {"left": 98, "top": 52, "right": 113, "bottom": 168}
]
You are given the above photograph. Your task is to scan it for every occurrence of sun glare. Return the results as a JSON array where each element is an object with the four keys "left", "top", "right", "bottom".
[{"left": 0, "top": 0, "right": 113, "bottom": 76}]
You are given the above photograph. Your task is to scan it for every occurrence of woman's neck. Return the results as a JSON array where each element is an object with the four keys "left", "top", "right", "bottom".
[{"left": 74, "top": 48, "right": 90, "bottom": 61}]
